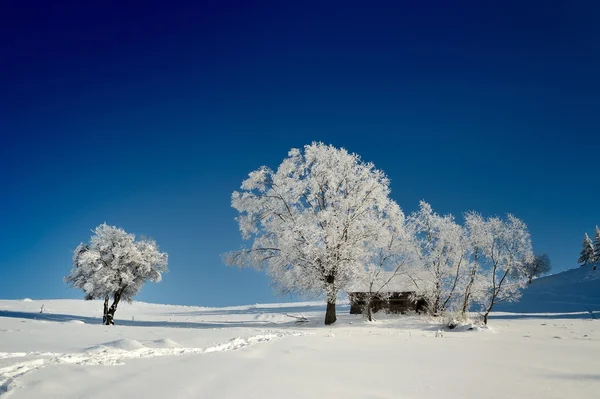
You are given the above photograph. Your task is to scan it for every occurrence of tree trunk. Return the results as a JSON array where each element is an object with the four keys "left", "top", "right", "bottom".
[
  {"left": 461, "top": 292, "right": 471, "bottom": 315},
  {"left": 482, "top": 296, "right": 496, "bottom": 325},
  {"left": 105, "top": 291, "right": 123, "bottom": 325},
  {"left": 432, "top": 294, "right": 440, "bottom": 316},
  {"left": 365, "top": 295, "right": 373, "bottom": 322},
  {"left": 102, "top": 296, "right": 109, "bottom": 324},
  {"left": 461, "top": 252, "right": 480, "bottom": 315},
  {"left": 324, "top": 274, "right": 337, "bottom": 325},
  {"left": 325, "top": 299, "right": 337, "bottom": 325},
  {"left": 483, "top": 268, "right": 509, "bottom": 326},
  {"left": 441, "top": 259, "right": 463, "bottom": 311},
  {"left": 483, "top": 297, "right": 495, "bottom": 325}
]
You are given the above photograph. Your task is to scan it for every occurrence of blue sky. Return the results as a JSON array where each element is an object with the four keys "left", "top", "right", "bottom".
[{"left": 1, "top": 1, "right": 599, "bottom": 306}]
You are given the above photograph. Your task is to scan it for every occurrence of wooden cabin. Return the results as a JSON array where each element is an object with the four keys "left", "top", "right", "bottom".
[
  {"left": 348, "top": 292, "right": 426, "bottom": 314},
  {"left": 347, "top": 272, "right": 427, "bottom": 315}
]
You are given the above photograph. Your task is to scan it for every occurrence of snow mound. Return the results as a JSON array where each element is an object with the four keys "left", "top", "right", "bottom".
[
  {"left": 65, "top": 320, "right": 85, "bottom": 325},
  {"left": 253, "top": 313, "right": 292, "bottom": 323},
  {"left": 85, "top": 339, "right": 146, "bottom": 352},
  {"left": 149, "top": 338, "right": 182, "bottom": 348},
  {"left": 204, "top": 333, "right": 285, "bottom": 353},
  {"left": 449, "top": 323, "right": 492, "bottom": 333},
  {"left": 22, "top": 298, "right": 33, "bottom": 302}
]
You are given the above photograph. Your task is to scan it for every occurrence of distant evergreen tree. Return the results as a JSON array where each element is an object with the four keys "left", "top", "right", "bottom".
[
  {"left": 578, "top": 233, "right": 595, "bottom": 266},
  {"left": 593, "top": 226, "right": 600, "bottom": 263}
]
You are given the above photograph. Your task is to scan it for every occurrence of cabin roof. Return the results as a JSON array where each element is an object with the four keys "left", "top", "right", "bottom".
[{"left": 346, "top": 271, "right": 428, "bottom": 293}]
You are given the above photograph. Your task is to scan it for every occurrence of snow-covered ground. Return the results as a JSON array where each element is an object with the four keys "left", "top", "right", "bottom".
[{"left": 1, "top": 297, "right": 599, "bottom": 399}]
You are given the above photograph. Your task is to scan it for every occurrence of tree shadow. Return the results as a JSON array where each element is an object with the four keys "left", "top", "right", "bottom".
[
  {"left": 162, "top": 303, "right": 344, "bottom": 317},
  {"left": 493, "top": 299, "right": 600, "bottom": 315},
  {"left": 0, "top": 310, "right": 299, "bottom": 329},
  {"left": 489, "top": 312, "right": 600, "bottom": 321},
  {"left": 546, "top": 373, "right": 600, "bottom": 381}
]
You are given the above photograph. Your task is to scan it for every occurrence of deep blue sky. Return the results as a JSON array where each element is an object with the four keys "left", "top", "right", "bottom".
[{"left": 1, "top": 1, "right": 599, "bottom": 306}]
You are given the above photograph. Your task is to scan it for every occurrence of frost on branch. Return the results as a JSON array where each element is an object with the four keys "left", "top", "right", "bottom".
[
  {"left": 65, "top": 223, "right": 168, "bottom": 325},
  {"left": 225, "top": 142, "right": 401, "bottom": 325}
]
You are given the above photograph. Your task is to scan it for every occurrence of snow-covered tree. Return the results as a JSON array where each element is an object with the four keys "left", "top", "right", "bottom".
[
  {"left": 472, "top": 215, "right": 534, "bottom": 324},
  {"left": 578, "top": 233, "right": 595, "bottom": 267},
  {"left": 593, "top": 226, "right": 600, "bottom": 263},
  {"left": 406, "top": 201, "right": 469, "bottom": 315},
  {"left": 65, "top": 223, "right": 168, "bottom": 325},
  {"left": 350, "top": 202, "right": 415, "bottom": 321},
  {"left": 460, "top": 211, "right": 488, "bottom": 315},
  {"left": 225, "top": 142, "right": 400, "bottom": 325},
  {"left": 519, "top": 254, "right": 551, "bottom": 284}
]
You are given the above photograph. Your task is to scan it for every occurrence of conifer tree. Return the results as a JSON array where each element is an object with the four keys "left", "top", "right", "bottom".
[
  {"left": 578, "top": 233, "right": 595, "bottom": 267},
  {"left": 593, "top": 226, "right": 600, "bottom": 263}
]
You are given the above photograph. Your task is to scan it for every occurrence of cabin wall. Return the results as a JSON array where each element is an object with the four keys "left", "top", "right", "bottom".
[{"left": 349, "top": 292, "right": 424, "bottom": 315}]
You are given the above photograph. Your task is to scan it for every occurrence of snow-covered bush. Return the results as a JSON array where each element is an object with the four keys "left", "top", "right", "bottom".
[{"left": 439, "top": 310, "right": 491, "bottom": 331}]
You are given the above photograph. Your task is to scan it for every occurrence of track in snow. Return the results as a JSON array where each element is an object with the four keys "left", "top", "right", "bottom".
[{"left": 0, "top": 331, "right": 311, "bottom": 396}]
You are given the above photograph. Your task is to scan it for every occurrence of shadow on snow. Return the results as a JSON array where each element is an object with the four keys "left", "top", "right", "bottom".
[
  {"left": 160, "top": 303, "right": 347, "bottom": 317},
  {"left": 488, "top": 311, "right": 599, "bottom": 321},
  {"left": 0, "top": 310, "right": 298, "bottom": 329}
]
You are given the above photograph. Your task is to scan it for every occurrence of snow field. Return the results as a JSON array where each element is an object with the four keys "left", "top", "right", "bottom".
[{"left": 0, "top": 298, "right": 599, "bottom": 398}]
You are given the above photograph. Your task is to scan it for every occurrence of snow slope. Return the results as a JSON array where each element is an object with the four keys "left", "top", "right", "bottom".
[
  {"left": 496, "top": 265, "right": 600, "bottom": 314},
  {"left": 1, "top": 298, "right": 599, "bottom": 398}
]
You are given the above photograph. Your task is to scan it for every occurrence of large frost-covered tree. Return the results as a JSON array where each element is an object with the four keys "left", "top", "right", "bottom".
[
  {"left": 407, "top": 201, "right": 469, "bottom": 315},
  {"left": 473, "top": 215, "right": 533, "bottom": 324},
  {"left": 225, "top": 142, "right": 400, "bottom": 325},
  {"left": 578, "top": 233, "right": 595, "bottom": 267},
  {"left": 65, "top": 224, "right": 168, "bottom": 325}
]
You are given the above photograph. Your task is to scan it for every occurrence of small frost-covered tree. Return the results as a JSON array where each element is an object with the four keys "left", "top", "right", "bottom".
[
  {"left": 473, "top": 215, "right": 533, "bottom": 324},
  {"left": 520, "top": 254, "right": 551, "bottom": 284},
  {"left": 578, "top": 233, "right": 595, "bottom": 267},
  {"left": 225, "top": 142, "right": 399, "bottom": 325},
  {"left": 407, "top": 201, "right": 469, "bottom": 315},
  {"left": 65, "top": 223, "right": 168, "bottom": 325}
]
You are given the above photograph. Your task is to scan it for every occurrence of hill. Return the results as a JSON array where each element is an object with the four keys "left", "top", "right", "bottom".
[{"left": 496, "top": 265, "right": 600, "bottom": 313}]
